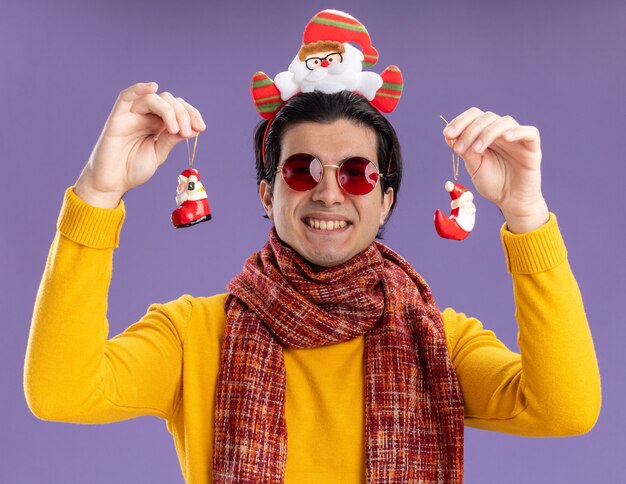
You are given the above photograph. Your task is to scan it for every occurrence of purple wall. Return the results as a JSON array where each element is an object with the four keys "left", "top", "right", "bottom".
[{"left": 3, "top": 0, "right": 624, "bottom": 482}]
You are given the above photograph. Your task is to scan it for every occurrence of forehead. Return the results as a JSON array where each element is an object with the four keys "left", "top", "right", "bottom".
[{"left": 280, "top": 119, "right": 378, "bottom": 163}]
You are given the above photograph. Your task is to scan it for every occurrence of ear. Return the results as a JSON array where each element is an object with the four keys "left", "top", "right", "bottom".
[
  {"left": 379, "top": 187, "right": 394, "bottom": 226},
  {"left": 259, "top": 180, "right": 274, "bottom": 219}
]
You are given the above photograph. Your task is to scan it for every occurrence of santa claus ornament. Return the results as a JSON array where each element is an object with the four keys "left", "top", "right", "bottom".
[
  {"left": 433, "top": 116, "right": 477, "bottom": 240},
  {"left": 250, "top": 9, "right": 403, "bottom": 121},
  {"left": 171, "top": 134, "right": 212, "bottom": 228}
]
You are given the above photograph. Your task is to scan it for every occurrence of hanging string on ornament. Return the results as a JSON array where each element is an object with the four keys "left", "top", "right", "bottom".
[
  {"left": 187, "top": 132, "right": 199, "bottom": 168},
  {"left": 171, "top": 133, "right": 212, "bottom": 228},
  {"left": 439, "top": 115, "right": 461, "bottom": 182},
  {"left": 433, "top": 115, "right": 476, "bottom": 241}
]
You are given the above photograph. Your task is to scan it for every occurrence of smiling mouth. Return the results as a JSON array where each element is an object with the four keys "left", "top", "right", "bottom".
[{"left": 304, "top": 218, "right": 349, "bottom": 231}]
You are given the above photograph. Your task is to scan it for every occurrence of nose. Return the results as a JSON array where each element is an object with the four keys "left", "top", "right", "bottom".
[
  {"left": 321, "top": 59, "right": 330, "bottom": 68},
  {"left": 311, "top": 165, "right": 344, "bottom": 207}
]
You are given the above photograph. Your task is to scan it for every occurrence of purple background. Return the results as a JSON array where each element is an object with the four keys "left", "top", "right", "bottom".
[{"left": 3, "top": 0, "right": 624, "bottom": 482}]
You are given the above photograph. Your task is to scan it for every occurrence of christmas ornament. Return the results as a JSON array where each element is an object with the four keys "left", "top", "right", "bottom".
[
  {"left": 171, "top": 134, "right": 212, "bottom": 228},
  {"left": 250, "top": 9, "right": 404, "bottom": 121},
  {"left": 434, "top": 116, "right": 476, "bottom": 240}
]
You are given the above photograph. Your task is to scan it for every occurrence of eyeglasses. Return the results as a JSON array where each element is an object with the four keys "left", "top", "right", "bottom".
[
  {"left": 277, "top": 153, "right": 384, "bottom": 195},
  {"left": 305, "top": 52, "right": 343, "bottom": 70}
]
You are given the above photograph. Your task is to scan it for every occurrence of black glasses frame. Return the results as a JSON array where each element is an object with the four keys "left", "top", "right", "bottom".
[{"left": 304, "top": 52, "right": 344, "bottom": 71}]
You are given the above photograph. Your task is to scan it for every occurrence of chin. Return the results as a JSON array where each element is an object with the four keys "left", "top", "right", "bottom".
[
  {"left": 293, "top": 241, "right": 348, "bottom": 268},
  {"left": 305, "top": 252, "right": 350, "bottom": 268}
]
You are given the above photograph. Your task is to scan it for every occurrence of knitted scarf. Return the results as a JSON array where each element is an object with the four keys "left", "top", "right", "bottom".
[{"left": 213, "top": 229, "right": 464, "bottom": 483}]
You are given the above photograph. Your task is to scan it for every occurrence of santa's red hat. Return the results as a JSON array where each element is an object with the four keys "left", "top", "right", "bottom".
[
  {"left": 181, "top": 168, "right": 200, "bottom": 181},
  {"left": 445, "top": 181, "right": 467, "bottom": 199},
  {"left": 301, "top": 9, "right": 379, "bottom": 67}
]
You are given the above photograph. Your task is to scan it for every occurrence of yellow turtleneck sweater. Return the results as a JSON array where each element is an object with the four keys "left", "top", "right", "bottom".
[{"left": 24, "top": 188, "right": 601, "bottom": 483}]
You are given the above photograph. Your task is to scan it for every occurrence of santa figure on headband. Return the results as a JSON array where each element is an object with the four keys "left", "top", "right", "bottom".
[{"left": 251, "top": 9, "right": 403, "bottom": 117}]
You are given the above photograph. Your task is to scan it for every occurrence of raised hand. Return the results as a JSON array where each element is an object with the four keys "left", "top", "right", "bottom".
[
  {"left": 443, "top": 107, "right": 549, "bottom": 233},
  {"left": 74, "top": 82, "right": 206, "bottom": 208}
]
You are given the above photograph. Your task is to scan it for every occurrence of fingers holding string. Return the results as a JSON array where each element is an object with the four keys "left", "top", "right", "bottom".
[
  {"left": 440, "top": 110, "right": 494, "bottom": 178},
  {"left": 176, "top": 97, "right": 207, "bottom": 134},
  {"left": 158, "top": 91, "right": 200, "bottom": 138},
  {"left": 442, "top": 107, "right": 484, "bottom": 143},
  {"left": 151, "top": 98, "right": 203, "bottom": 165},
  {"left": 112, "top": 82, "right": 206, "bottom": 140},
  {"left": 445, "top": 109, "right": 503, "bottom": 155},
  {"left": 147, "top": 93, "right": 206, "bottom": 165}
]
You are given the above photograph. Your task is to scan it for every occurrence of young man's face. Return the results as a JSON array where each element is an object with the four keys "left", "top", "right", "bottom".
[{"left": 259, "top": 119, "right": 394, "bottom": 268}]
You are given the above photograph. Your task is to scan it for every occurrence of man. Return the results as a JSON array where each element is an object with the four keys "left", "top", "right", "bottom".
[{"left": 23, "top": 7, "right": 601, "bottom": 483}]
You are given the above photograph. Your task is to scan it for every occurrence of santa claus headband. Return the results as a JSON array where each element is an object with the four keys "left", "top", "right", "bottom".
[{"left": 251, "top": 9, "right": 404, "bottom": 121}]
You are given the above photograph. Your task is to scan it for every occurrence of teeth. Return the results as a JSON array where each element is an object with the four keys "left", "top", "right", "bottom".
[{"left": 307, "top": 219, "right": 347, "bottom": 230}]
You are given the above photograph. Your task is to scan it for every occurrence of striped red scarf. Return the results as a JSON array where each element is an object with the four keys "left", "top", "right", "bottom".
[{"left": 214, "top": 229, "right": 464, "bottom": 482}]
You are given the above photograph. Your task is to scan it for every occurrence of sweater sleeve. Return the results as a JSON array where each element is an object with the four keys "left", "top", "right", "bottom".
[
  {"left": 24, "top": 187, "right": 190, "bottom": 423},
  {"left": 442, "top": 214, "right": 601, "bottom": 437}
]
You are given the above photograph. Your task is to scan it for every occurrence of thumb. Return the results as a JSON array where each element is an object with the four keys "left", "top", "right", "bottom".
[{"left": 462, "top": 153, "right": 483, "bottom": 179}]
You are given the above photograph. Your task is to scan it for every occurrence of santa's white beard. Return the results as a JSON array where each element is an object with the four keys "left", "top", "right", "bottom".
[
  {"left": 175, "top": 181, "right": 207, "bottom": 206},
  {"left": 303, "top": 66, "right": 329, "bottom": 83},
  {"left": 175, "top": 187, "right": 188, "bottom": 206},
  {"left": 295, "top": 53, "right": 361, "bottom": 93},
  {"left": 455, "top": 200, "right": 476, "bottom": 232}
]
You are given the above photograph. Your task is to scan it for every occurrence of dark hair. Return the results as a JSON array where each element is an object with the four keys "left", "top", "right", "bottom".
[{"left": 253, "top": 91, "right": 403, "bottom": 237}]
